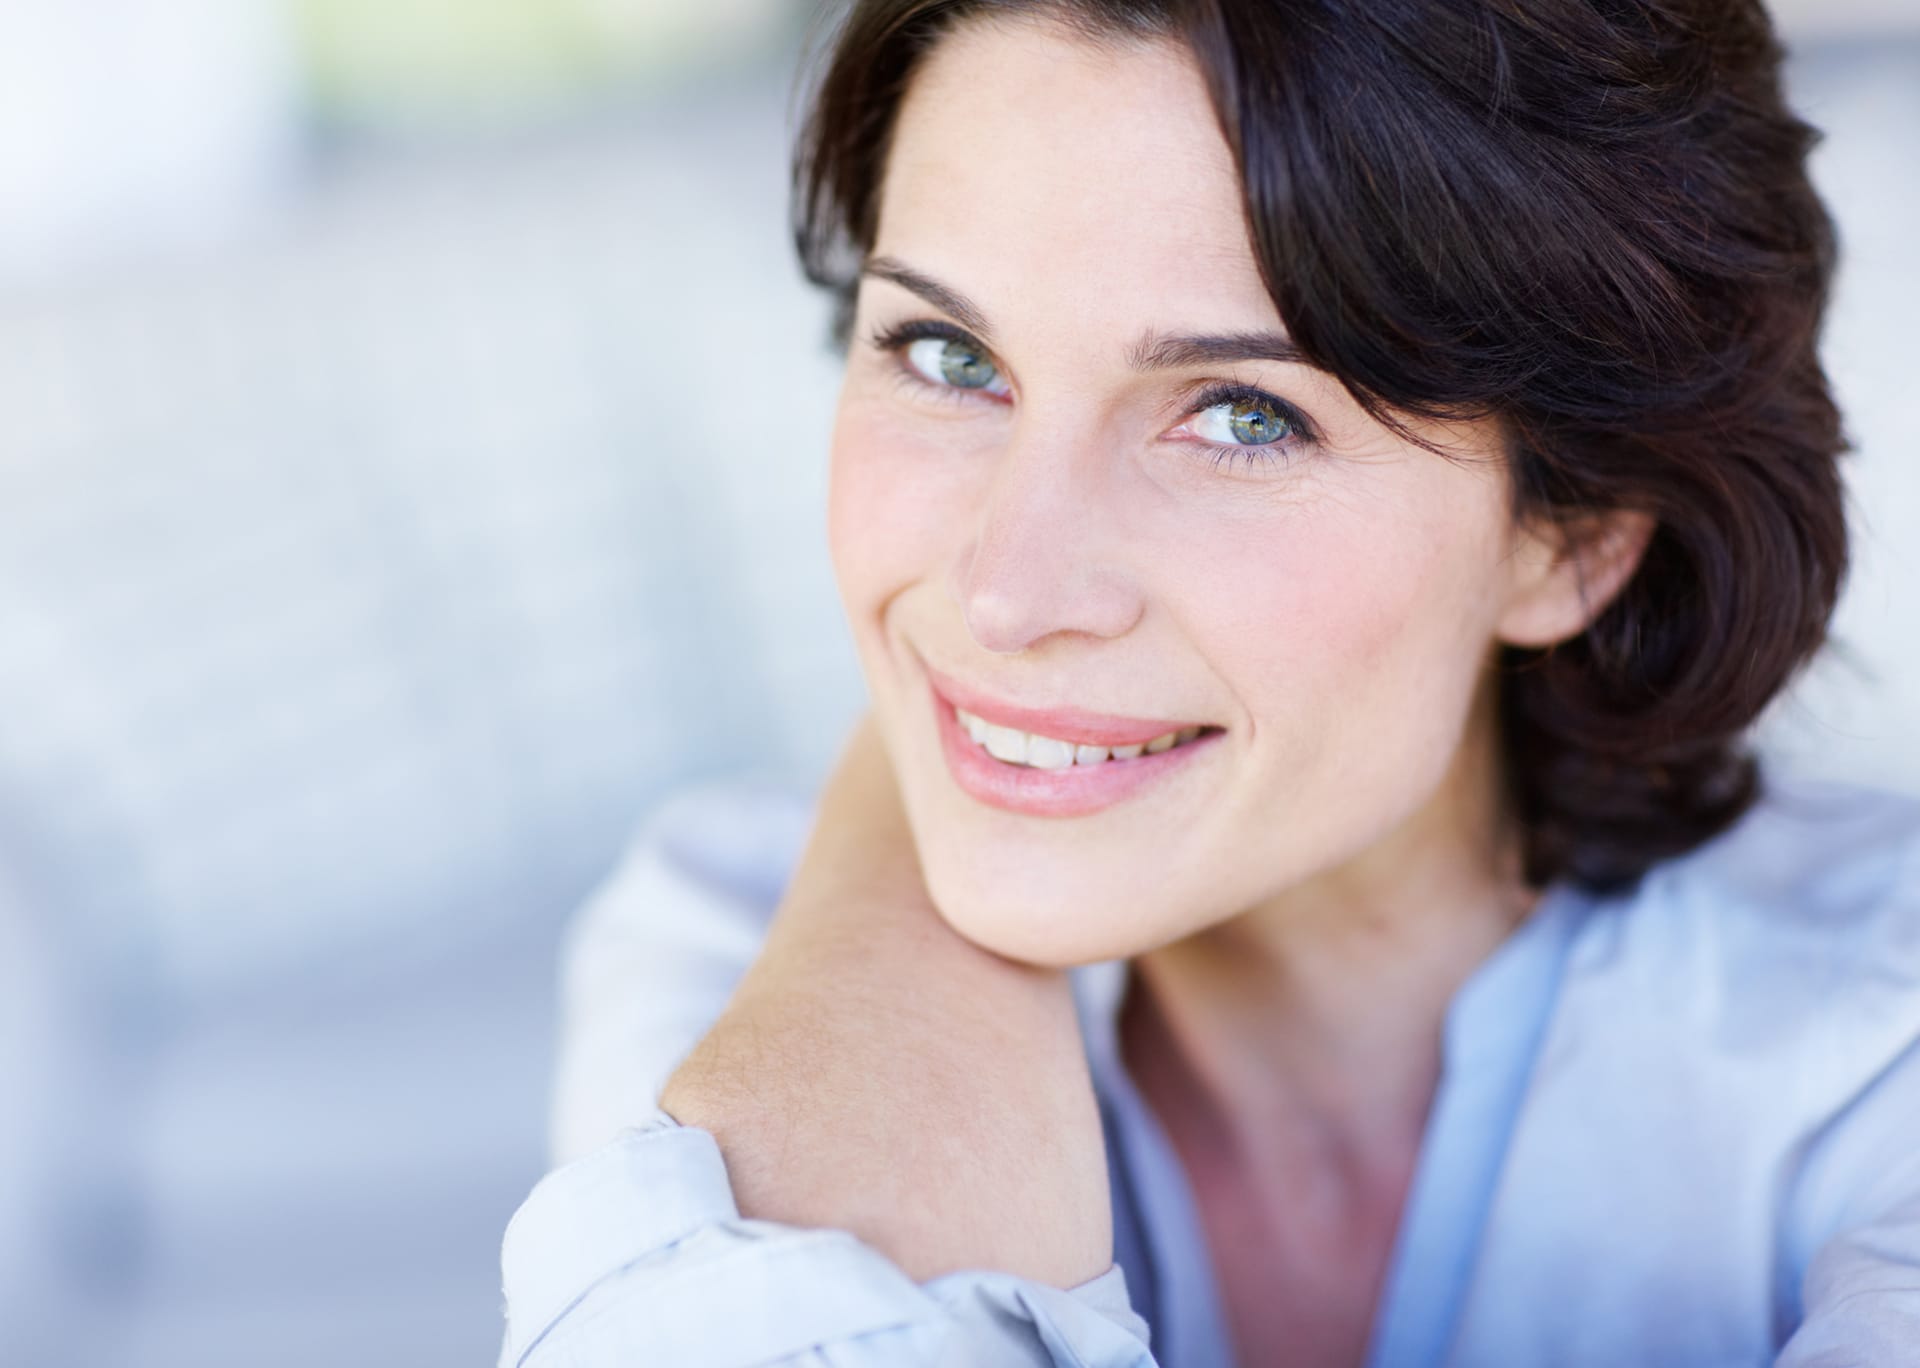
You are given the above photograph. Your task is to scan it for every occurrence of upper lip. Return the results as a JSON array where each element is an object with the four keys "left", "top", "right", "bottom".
[{"left": 924, "top": 664, "right": 1215, "bottom": 748}]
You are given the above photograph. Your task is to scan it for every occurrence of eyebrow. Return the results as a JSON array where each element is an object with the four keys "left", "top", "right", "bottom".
[{"left": 860, "top": 255, "right": 1310, "bottom": 371}]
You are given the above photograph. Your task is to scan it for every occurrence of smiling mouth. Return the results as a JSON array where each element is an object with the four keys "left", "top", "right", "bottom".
[
  {"left": 951, "top": 706, "right": 1220, "bottom": 769},
  {"left": 919, "top": 660, "right": 1225, "bottom": 817}
]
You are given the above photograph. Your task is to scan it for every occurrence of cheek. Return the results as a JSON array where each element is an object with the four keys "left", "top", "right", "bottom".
[
  {"left": 1175, "top": 481, "right": 1507, "bottom": 760},
  {"left": 827, "top": 394, "right": 978, "bottom": 623}
]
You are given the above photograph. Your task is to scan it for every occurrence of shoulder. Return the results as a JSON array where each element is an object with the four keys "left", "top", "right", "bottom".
[
  {"left": 1549, "top": 768, "right": 1920, "bottom": 1131},
  {"left": 1465, "top": 775, "right": 1920, "bottom": 1340},
  {"left": 611, "top": 776, "right": 818, "bottom": 911},
  {"left": 1650, "top": 771, "right": 1920, "bottom": 926},
  {"left": 1572, "top": 771, "right": 1920, "bottom": 1003},
  {"left": 564, "top": 777, "right": 817, "bottom": 957},
  {"left": 547, "top": 777, "right": 818, "bottom": 1165}
]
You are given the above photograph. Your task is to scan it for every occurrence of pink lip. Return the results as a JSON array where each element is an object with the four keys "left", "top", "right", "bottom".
[
  {"left": 926, "top": 672, "right": 1222, "bottom": 819},
  {"left": 923, "top": 665, "right": 1210, "bottom": 748}
]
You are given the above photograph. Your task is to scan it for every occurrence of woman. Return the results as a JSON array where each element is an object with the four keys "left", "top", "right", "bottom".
[{"left": 500, "top": 2, "right": 1919, "bottom": 1365}]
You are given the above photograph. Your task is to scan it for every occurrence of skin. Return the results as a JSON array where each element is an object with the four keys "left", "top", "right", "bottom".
[
  {"left": 664, "top": 15, "right": 1651, "bottom": 1363},
  {"left": 662, "top": 716, "right": 1110, "bottom": 1288}
]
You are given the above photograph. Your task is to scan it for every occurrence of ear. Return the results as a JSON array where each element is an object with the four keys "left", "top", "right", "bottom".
[{"left": 1496, "top": 509, "right": 1657, "bottom": 649}]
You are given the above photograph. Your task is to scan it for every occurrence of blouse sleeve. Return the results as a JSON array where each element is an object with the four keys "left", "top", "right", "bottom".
[
  {"left": 499, "top": 1108, "right": 1156, "bottom": 1367},
  {"left": 1774, "top": 817, "right": 1920, "bottom": 1368},
  {"left": 1777, "top": 1191, "right": 1920, "bottom": 1366},
  {"left": 504, "top": 783, "right": 1158, "bottom": 1366},
  {"left": 542, "top": 782, "right": 819, "bottom": 1166},
  {"left": 1775, "top": 1037, "right": 1920, "bottom": 1366}
]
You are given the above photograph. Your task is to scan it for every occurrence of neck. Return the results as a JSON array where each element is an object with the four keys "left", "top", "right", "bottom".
[{"left": 1124, "top": 679, "right": 1535, "bottom": 1175}]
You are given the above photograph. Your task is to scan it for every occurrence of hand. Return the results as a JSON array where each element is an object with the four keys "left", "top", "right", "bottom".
[{"left": 658, "top": 716, "right": 1114, "bottom": 1288}]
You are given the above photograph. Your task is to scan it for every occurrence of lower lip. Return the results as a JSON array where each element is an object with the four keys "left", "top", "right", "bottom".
[{"left": 931, "top": 682, "right": 1220, "bottom": 818}]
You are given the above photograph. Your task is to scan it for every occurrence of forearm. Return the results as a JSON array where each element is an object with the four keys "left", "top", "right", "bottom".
[{"left": 658, "top": 888, "right": 1112, "bottom": 1289}]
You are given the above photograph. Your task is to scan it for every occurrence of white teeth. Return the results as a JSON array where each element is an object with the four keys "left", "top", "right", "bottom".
[
  {"left": 954, "top": 705, "right": 1209, "bottom": 769},
  {"left": 983, "top": 724, "right": 1028, "bottom": 764},
  {"left": 1026, "top": 736, "right": 1075, "bottom": 770}
]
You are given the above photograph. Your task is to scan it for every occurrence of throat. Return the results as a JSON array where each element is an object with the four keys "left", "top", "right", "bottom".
[
  {"left": 1115, "top": 954, "right": 1444, "bottom": 1179},
  {"left": 1119, "top": 976, "right": 1420, "bottom": 1368}
]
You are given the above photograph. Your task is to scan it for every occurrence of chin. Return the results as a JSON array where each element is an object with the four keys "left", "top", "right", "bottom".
[{"left": 915, "top": 839, "right": 1177, "bottom": 969}]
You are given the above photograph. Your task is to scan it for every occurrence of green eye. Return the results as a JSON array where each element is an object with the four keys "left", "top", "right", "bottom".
[
  {"left": 1208, "top": 396, "right": 1294, "bottom": 446},
  {"left": 1185, "top": 388, "right": 1314, "bottom": 472},
  {"left": 905, "top": 336, "right": 1010, "bottom": 395}
]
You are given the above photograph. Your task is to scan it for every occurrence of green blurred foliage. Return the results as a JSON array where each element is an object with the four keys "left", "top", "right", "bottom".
[{"left": 295, "top": 0, "right": 806, "bottom": 132}]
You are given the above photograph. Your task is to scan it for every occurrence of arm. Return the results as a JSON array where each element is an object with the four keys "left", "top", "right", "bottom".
[
  {"left": 499, "top": 1106, "right": 1152, "bottom": 1368},
  {"left": 1777, "top": 1029, "right": 1920, "bottom": 1366},
  {"left": 658, "top": 716, "right": 1114, "bottom": 1289},
  {"left": 1777, "top": 1189, "right": 1920, "bottom": 1367},
  {"left": 499, "top": 719, "right": 1149, "bottom": 1367}
]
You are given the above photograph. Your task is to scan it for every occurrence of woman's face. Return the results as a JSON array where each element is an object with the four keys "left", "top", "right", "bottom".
[{"left": 829, "top": 18, "right": 1560, "bottom": 966}]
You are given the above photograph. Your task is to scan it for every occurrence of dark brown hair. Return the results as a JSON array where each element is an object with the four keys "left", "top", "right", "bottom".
[{"left": 794, "top": 0, "right": 1849, "bottom": 891}]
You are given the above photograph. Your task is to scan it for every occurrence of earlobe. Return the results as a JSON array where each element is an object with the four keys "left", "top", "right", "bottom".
[{"left": 1496, "top": 510, "right": 1657, "bottom": 649}]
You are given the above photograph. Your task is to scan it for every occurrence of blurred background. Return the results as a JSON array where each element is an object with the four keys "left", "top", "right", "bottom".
[{"left": 0, "top": 1, "right": 1913, "bottom": 1364}]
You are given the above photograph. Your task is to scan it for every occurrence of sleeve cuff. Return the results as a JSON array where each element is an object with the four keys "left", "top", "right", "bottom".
[
  {"left": 502, "top": 1105, "right": 739, "bottom": 1360},
  {"left": 500, "top": 1107, "right": 1156, "bottom": 1366}
]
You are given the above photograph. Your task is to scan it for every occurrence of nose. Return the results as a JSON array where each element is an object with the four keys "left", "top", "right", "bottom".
[{"left": 948, "top": 417, "right": 1145, "bottom": 655}]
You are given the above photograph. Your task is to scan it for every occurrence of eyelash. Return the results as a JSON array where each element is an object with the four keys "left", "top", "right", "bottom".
[{"left": 864, "top": 318, "right": 1319, "bottom": 473}]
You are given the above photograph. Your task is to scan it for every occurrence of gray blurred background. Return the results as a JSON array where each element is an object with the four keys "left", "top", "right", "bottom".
[{"left": 0, "top": 2, "right": 1913, "bottom": 1364}]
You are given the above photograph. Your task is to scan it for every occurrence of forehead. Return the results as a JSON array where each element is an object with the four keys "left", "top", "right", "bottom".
[{"left": 875, "top": 16, "right": 1279, "bottom": 335}]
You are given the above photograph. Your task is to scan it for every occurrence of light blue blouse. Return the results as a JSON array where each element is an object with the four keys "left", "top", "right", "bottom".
[{"left": 500, "top": 774, "right": 1920, "bottom": 1366}]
